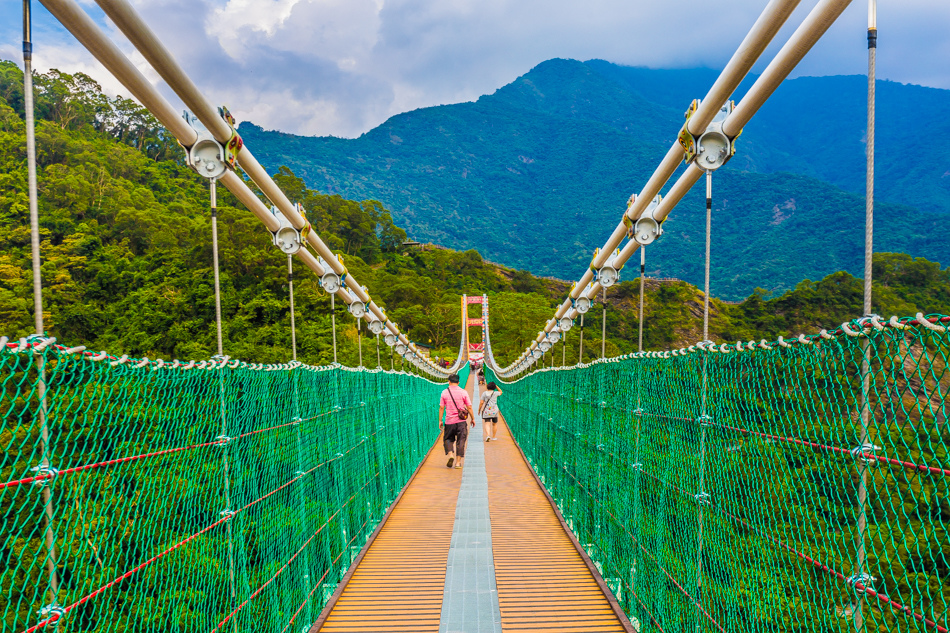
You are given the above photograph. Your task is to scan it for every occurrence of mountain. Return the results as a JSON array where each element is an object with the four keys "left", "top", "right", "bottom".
[
  {"left": 239, "top": 59, "right": 950, "bottom": 299},
  {"left": 1, "top": 62, "right": 947, "bottom": 369}
]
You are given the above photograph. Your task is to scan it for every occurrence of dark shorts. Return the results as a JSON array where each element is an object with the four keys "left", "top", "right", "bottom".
[
  {"left": 444, "top": 422, "right": 469, "bottom": 457},
  {"left": 483, "top": 417, "right": 498, "bottom": 424}
]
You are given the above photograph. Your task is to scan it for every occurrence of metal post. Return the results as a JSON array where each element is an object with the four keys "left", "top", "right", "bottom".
[
  {"left": 291, "top": 367, "right": 311, "bottom": 626},
  {"left": 854, "top": 2, "right": 876, "bottom": 629},
  {"left": 288, "top": 254, "right": 297, "bottom": 361},
  {"left": 639, "top": 247, "right": 646, "bottom": 353},
  {"left": 210, "top": 179, "right": 223, "bottom": 355},
  {"left": 694, "top": 169, "right": 713, "bottom": 631},
  {"left": 330, "top": 293, "right": 338, "bottom": 364},
  {"left": 703, "top": 171, "right": 712, "bottom": 342},
  {"left": 579, "top": 314, "right": 585, "bottom": 363},
  {"left": 601, "top": 287, "right": 607, "bottom": 359},
  {"left": 24, "top": 1, "right": 61, "bottom": 616}
]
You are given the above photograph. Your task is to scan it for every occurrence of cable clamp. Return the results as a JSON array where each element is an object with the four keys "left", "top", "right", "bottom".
[
  {"left": 633, "top": 408, "right": 643, "bottom": 416},
  {"left": 294, "top": 470, "right": 307, "bottom": 478},
  {"left": 219, "top": 509, "right": 235, "bottom": 521},
  {"left": 215, "top": 435, "right": 232, "bottom": 447},
  {"left": 846, "top": 573, "right": 875, "bottom": 593},
  {"left": 694, "top": 492, "right": 711, "bottom": 506},
  {"left": 595, "top": 444, "right": 606, "bottom": 451},
  {"left": 850, "top": 443, "right": 881, "bottom": 466},
  {"left": 632, "top": 462, "right": 643, "bottom": 472},
  {"left": 697, "top": 415, "right": 713, "bottom": 428},
  {"left": 29, "top": 465, "right": 60, "bottom": 488},
  {"left": 291, "top": 417, "right": 302, "bottom": 426},
  {"left": 38, "top": 603, "right": 65, "bottom": 622}
]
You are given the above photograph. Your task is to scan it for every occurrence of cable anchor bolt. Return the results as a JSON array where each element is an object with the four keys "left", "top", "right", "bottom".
[
  {"left": 37, "top": 603, "right": 65, "bottom": 623},
  {"left": 29, "top": 465, "right": 59, "bottom": 488},
  {"left": 850, "top": 443, "right": 882, "bottom": 467},
  {"left": 846, "top": 573, "right": 876, "bottom": 593}
]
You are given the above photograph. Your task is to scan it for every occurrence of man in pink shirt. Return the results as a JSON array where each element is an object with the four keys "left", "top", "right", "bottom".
[{"left": 438, "top": 373, "right": 475, "bottom": 469}]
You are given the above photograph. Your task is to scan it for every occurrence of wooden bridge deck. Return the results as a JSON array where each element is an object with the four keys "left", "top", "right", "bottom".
[{"left": 311, "top": 377, "right": 633, "bottom": 633}]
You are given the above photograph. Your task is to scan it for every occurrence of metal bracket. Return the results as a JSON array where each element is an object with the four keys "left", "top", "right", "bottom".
[
  {"left": 271, "top": 205, "right": 305, "bottom": 254},
  {"left": 593, "top": 249, "right": 622, "bottom": 287},
  {"left": 678, "top": 100, "right": 739, "bottom": 171},
  {"left": 850, "top": 443, "right": 882, "bottom": 466},
  {"left": 630, "top": 195, "right": 664, "bottom": 245},
  {"left": 694, "top": 492, "right": 711, "bottom": 506},
  {"left": 29, "top": 465, "right": 59, "bottom": 488}
]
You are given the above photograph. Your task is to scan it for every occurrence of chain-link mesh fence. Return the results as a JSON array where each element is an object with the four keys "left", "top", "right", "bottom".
[
  {"left": 487, "top": 314, "right": 949, "bottom": 632},
  {"left": 1, "top": 340, "right": 448, "bottom": 633}
]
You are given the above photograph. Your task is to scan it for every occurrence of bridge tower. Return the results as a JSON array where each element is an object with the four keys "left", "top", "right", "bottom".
[{"left": 461, "top": 294, "right": 486, "bottom": 364}]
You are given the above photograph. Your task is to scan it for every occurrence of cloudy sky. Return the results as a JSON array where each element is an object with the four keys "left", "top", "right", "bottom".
[{"left": 1, "top": 0, "right": 948, "bottom": 138}]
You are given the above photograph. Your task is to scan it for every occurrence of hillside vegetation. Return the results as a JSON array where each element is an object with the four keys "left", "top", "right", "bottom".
[
  {"left": 0, "top": 62, "right": 947, "bottom": 370},
  {"left": 240, "top": 58, "right": 950, "bottom": 299}
]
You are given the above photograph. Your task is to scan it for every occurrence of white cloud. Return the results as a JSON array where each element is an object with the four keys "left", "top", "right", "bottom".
[{"left": 1, "top": 0, "right": 948, "bottom": 137}]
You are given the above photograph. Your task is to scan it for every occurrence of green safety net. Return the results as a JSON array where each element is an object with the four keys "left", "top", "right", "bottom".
[
  {"left": 487, "top": 314, "right": 949, "bottom": 632},
  {"left": 1, "top": 342, "right": 451, "bottom": 633}
]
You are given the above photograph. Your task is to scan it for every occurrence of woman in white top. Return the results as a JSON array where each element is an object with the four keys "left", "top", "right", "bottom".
[{"left": 479, "top": 381, "right": 503, "bottom": 441}]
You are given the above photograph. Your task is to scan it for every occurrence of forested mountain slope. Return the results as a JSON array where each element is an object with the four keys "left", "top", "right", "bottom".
[
  {"left": 0, "top": 61, "right": 946, "bottom": 369},
  {"left": 241, "top": 59, "right": 950, "bottom": 299}
]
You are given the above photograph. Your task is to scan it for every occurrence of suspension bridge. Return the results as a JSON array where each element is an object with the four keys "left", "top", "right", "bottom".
[{"left": 3, "top": 0, "right": 949, "bottom": 631}]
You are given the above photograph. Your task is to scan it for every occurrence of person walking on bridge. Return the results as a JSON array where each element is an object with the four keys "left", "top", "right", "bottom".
[
  {"left": 479, "top": 381, "right": 502, "bottom": 441},
  {"left": 439, "top": 373, "right": 474, "bottom": 469}
]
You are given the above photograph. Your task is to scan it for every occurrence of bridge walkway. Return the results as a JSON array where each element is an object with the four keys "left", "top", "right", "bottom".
[{"left": 311, "top": 375, "right": 633, "bottom": 633}]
